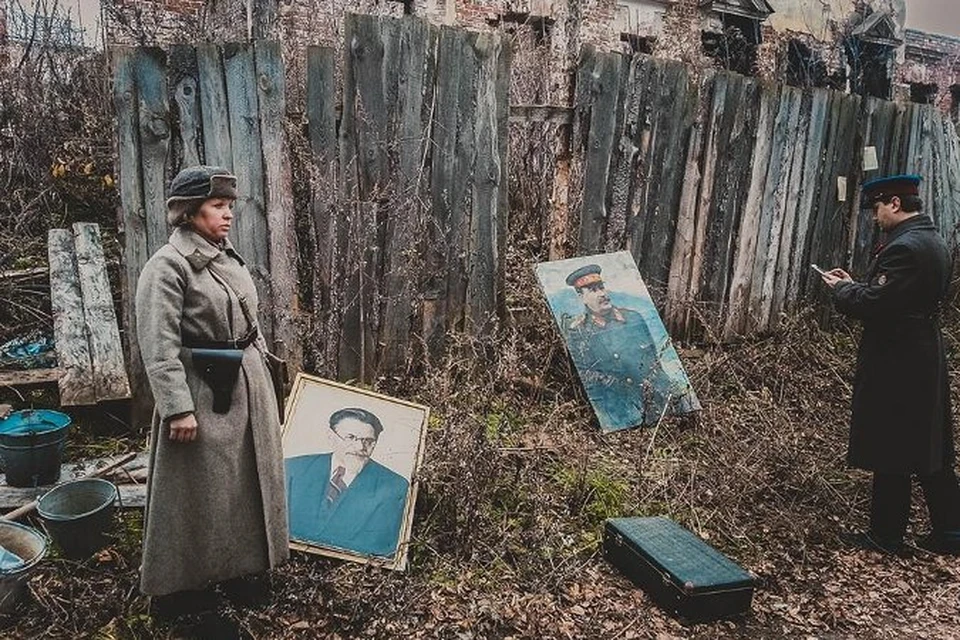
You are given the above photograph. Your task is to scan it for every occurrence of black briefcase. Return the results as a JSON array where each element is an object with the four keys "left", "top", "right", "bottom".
[{"left": 603, "top": 516, "right": 756, "bottom": 623}]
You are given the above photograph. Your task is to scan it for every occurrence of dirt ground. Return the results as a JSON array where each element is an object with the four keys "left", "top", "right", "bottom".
[{"left": 1, "top": 304, "right": 959, "bottom": 640}]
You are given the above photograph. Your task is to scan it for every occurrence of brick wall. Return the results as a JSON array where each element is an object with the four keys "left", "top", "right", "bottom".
[
  {"left": 98, "top": 0, "right": 960, "bottom": 115},
  {"left": 895, "top": 30, "right": 960, "bottom": 115}
]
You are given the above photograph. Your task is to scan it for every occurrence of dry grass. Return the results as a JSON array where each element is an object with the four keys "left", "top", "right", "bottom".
[{"left": 2, "top": 286, "right": 959, "bottom": 638}]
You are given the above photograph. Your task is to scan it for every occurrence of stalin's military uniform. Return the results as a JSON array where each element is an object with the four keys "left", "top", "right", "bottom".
[{"left": 563, "top": 264, "right": 692, "bottom": 430}]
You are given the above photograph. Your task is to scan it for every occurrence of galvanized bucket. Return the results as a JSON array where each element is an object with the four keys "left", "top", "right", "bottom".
[
  {"left": 0, "top": 520, "right": 47, "bottom": 613},
  {"left": 37, "top": 478, "right": 118, "bottom": 560}
]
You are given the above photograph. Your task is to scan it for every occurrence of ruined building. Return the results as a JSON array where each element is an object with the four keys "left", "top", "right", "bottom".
[{"left": 30, "top": 0, "right": 960, "bottom": 118}]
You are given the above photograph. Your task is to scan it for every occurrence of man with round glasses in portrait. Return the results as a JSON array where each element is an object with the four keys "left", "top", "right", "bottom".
[{"left": 285, "top": 407, "right": 409, "bottom": 557}]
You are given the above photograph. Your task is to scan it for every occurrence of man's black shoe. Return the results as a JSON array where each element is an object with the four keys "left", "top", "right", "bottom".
[
  {"left": 913, "top": 532, "right": 960, "bottom": 556},
  {"left": 840, "top": 530, "right": 907, "bottom": 556}
]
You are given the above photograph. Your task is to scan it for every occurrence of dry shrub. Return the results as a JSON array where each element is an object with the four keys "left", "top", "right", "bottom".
[{"left": 0, "top": 28, "right": 116, "bottom": 343}]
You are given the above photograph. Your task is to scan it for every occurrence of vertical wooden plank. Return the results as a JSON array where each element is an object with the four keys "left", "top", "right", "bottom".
[
  {"left": 629, "top": 59, "right": 696, "bottom": 299},
  {"left": 786, "top": 89, "right": 828, "bottom": 306},
  {"left": 664, "top": 123, "right": 702, "bottom": 333},
  {"left": 770, "top": 89, "right": 809, "bottom": 321},
  {"left": 851, "top": 98, "right": 894, "bottom": 273},
  {"left": 698, "top": 73, "right": 759, "bottom": 321},
  {"left": 134, "top": 47, "right": 172, "bottom": 259},
  {"left": 255, "top": 40, "right": 300, "bottom": 370},
  {"left": 223, "top": 43, "right": 272, "bottom": 342},
  {"left": 605, "top": 54, "right": 651, "bottom": 254},
  {"left": 678, "top": 71, "right": 725, "bottom": 335},
  {"left": 168, "top": 45, "right": 202, "bottom": 171},
  {"left": 574, "top": 48, "right": 623, "bottom": 254},
  {"left": 931, "top": 111, "right": 950, "bottom": 235},
  {"left": 465, "top": 30, "right": 506, "bottom": 332},
  {"left": 446, "top": 28, "right": 478, "bottom": 333},
  {"left": 111, "top": 45, "right": 151, "bottom": 424},
  {"left": 723, "top": 83, "right": 779, "bottom": 338},
  {"left": 73, "top": 223, "right": 131, "bottom": 402},
  {"left": 48, "top": 229, "right": 96, "bottom": 406},
  {"left": 196, "top": 43, "right": 233, "bottom": 168},
  {"left": 754, "top": 86, "right": 803, "bottom": 332},
  {"left": 380, "top": 19, "right": 437, "bottom": 369},
  {"left": 337, "top": 14, "right": 392, "bottom": 380},
  {"left": 493, "top": 30, "right": 511, "bottom": 321},
  {"left": 942, "top": 117, "right": 960, "bottom": 249},
  {"left": 336, "top": 17, "right": 362, "bottom": 380},
  {"left": 306, "top": 45, "right": 339, "bottom": 374},
  {"left": 425, "top": 25, "right": 463, "bottom": 356},
  {"left": 806, "top": 92, "right": 859, "bottom": 317}
]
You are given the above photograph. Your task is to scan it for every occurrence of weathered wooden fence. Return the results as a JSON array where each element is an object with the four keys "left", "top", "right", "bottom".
[
  {"left": 112, "top": 15, "right": 509, "bottom": 422},
  {"left": 304, "top": 15, "right": 510, "bottom": 381},
  {"left": 112, "top": 16, "right": 960, "bottom": 422},
  {"left": 112, "top": 41, "right": 299, "bottom": 424},
  {"left": 570, "top": 47, "right": 960, "bottom": 338}
]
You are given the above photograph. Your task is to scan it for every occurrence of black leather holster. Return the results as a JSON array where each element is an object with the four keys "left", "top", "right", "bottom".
[{"left": 191, "top": 348, "right": 244, "bottom": 414}]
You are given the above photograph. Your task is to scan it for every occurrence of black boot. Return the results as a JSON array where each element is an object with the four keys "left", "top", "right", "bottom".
[
  {"left": 914, "top": 531, "right": 960, "bottom": 556},
  {"left": 150, "top": 588, "right": 221, "bottom": 622},
  {"left": 217, "top": 573, "right": 272, "bottom": 609}
]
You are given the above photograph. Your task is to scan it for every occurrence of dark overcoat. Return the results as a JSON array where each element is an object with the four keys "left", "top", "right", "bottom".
[
  {"left": 136, "top": 227, "right": 289, "bottom": 596},
  {"left": 832, "top": 214, "right": 954, "bottom": 474}
]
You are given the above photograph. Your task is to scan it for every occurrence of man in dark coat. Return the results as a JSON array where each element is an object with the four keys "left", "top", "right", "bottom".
[{"left": 822, "top": 174, "right": 960, "bottom": 556}]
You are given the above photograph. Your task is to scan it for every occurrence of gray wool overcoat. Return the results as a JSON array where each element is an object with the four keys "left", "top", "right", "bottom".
[{"left": 136, "top": 227, "right": 289, "bottom": 596}]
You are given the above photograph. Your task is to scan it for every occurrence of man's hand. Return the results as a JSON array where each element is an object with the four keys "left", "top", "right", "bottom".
[
  {"left": 821, "top": 268, "right": 853, "bottom": 289},
  {"left": 168, "top": 413, "right": 198, "bottom": 442}
]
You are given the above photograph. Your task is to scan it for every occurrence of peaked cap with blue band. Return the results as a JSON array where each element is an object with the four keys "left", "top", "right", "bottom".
[
  {"left": 860, "top": 174, "right": 921, "bottom": 209},
  {"left": 566, "top": 264, "right": 603, "bottom": 288},
  {"left": 166, "top": 165, "right": 238, "bottom": 207}
]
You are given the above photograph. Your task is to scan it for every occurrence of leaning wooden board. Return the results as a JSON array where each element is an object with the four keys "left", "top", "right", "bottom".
[{"left": 603, "top": 516, "right": 756, "bottom": 623}]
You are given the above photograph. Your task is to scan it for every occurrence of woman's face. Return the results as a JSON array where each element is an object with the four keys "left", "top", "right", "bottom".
[{"left": 190, "top": 198, "right": 235, "bottom": 243}]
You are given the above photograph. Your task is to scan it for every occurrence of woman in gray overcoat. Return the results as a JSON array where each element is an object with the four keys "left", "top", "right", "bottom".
[{"left": 135, "top": 166, "right": 289, "bottom": 618}]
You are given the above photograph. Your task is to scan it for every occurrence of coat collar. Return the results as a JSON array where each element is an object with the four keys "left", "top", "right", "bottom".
[
  {"left": 168, "top": 227, "right": 245, "bottom": 270},
  {"left": 884, "top": 213, "right": 935, "bottom": 244}
]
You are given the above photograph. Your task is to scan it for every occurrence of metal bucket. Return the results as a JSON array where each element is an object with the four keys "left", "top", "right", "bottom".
[
  {"left": 0, "top": 521, "right": 47, "bottom": 613},
  {"left": 37, "top": 478, "right": 117, "bottom": 560},
  {"left": 0, "top": 410, "right": 71, "bottom": 488}
]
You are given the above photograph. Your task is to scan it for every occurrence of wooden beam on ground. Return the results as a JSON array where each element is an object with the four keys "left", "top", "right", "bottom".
[
  {"left": 0, "top": 484, "right": 146, "bottom": 511},
  {"left": 0, "top": 368, "right": 65, "bottom": 387},
  {"left": 73, "top": 223, "right": 131, "bottom": 402},
  {"left": 48, "top": 228, "right": 96, "bottom": 406}
]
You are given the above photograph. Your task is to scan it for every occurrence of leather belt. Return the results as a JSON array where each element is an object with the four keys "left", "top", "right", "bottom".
[{"left": 183, "top": 327, "right": 258, "bottom": 350}]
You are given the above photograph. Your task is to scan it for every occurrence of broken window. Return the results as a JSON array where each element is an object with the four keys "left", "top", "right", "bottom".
[
  {"left": 785, "top": 40, "right": 826, "bottom": 88},
  {"left": 621, "top": 33, "right": 653, "bottom": 55},
  {"left": 910, "top": 82, "right": 939, "bottom": 105},
  {"left": 846, "top": 39, "right": 892, "bottom": 99},
  {"left": 702, "top": 13, "right": 761, "bottom": 77}
]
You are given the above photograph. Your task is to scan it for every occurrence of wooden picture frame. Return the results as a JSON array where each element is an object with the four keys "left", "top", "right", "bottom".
[
  {"left": 535, "top": 251, "right": 700, "bottom": 432},
  {"left": 281, "top": 373, "right": 429, "bottom": 570}
]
